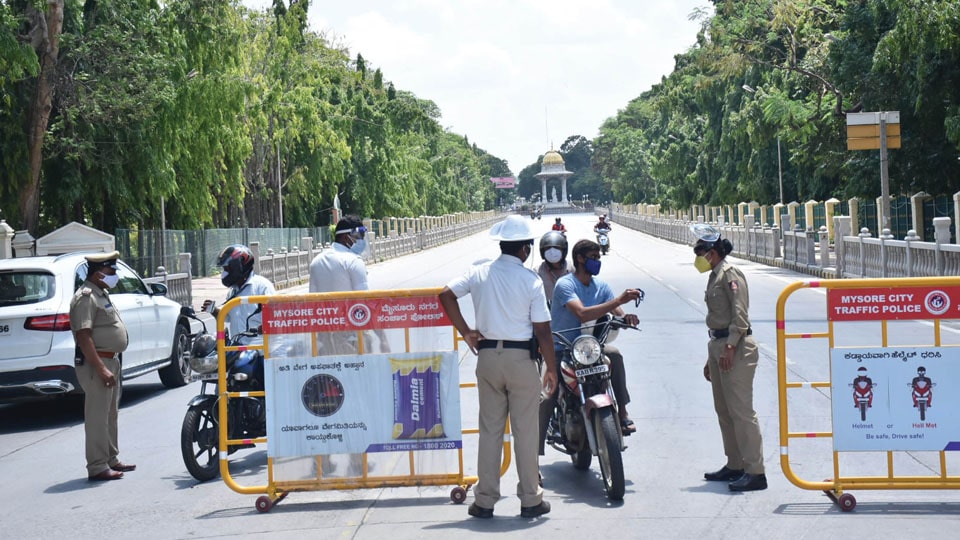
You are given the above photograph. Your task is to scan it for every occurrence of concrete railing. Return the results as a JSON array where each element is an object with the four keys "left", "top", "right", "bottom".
[
  {"left": 143, "top": 253, "right": 194, "bottom": 307},
  {"left": 608, "top": 208, "right": 960, "bottom": 280}
]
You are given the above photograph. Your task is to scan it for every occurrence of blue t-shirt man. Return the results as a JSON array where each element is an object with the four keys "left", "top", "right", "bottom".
[{"left": 550, "top": 273, "right": 614, "bottom": 346}]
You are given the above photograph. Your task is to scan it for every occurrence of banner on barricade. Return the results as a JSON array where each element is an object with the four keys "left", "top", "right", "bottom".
[
  {"left": 830, "top": 346, "right": 960, "bottom": 452},
  {"left": 262, "top": 295, "right": 451, "bottom": 334},
  {"left": 827, "top": 286, "right": 960, "bottom": 321},
  {"left": 265, "top": 351, "right": 462, "bottom": 458}
]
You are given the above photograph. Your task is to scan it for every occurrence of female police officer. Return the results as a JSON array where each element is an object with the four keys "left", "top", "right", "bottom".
[{"left": 692, "top": 224, "right": 766, "bottom": 492}]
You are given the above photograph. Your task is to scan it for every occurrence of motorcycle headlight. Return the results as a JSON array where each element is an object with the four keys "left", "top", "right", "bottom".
[
  {"left": 189, "top": 350, "right": 219, "bottom": 374},
  {"left": 571, "top": 335, "right": 602, "bottom": 365}
]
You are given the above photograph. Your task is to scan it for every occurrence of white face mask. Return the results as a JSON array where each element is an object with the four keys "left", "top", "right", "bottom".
[
  {"left": 101, "top": 273, "right": 120, "bottom": 289},
  {"left": 544, "top": 247, "right": 563, "bottom": 264}
]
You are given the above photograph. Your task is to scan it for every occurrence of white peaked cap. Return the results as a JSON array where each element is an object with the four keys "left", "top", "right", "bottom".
[{"left": 489, "top": 215, "right": 536, "bottom": 241}]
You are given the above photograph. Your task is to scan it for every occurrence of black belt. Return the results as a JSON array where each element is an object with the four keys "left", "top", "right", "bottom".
[
  {"left": 477, "top": 339, "right": 529, "bottom": 351},
  {"left": 708, "top": 328, "right": 752, "bottom": 339}
]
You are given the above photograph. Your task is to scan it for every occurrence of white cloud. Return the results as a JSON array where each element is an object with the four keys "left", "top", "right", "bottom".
[{"left": 242, "top": 0, "right": 708, "bottom": 174}]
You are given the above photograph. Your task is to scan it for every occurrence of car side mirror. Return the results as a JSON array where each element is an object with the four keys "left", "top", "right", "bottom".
[{"left": 149, "top": 282, "right": 169, "bottom": 297}]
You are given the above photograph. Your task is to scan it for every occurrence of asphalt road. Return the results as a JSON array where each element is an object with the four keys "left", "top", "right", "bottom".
[{"left": 2, "top": 213, "right": 958, "bottom": 539}]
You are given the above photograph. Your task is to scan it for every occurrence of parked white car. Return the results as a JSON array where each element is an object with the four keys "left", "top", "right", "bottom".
[{"left": 0, "top": 252, "right": 199, "bottom": 402}]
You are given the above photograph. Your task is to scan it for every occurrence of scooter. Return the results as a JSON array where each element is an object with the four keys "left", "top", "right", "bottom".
[
  {"left": 544, "top": 292, "right": 643, "bottom": 500},
  {"left": 596, "top": 228, "right": 611, "bottom": 255}
]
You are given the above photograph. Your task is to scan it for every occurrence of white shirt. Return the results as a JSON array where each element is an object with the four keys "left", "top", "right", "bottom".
[
  {"left": 446, "top": 253, "right": 550, "bottom": 341},
  {"left": 309, "top": 242, "right": 368, "bottom": 293},
  {"left": 225, "top": 274, "right": 276, "bottom": 343}
]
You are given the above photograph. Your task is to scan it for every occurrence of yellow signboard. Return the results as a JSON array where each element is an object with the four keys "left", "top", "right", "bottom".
[
  {"left": 847, "top": 136, "right": 902, "bottom": 151},
  {"left": 847, "top": 124, "right": 901, "bottom": 138}
]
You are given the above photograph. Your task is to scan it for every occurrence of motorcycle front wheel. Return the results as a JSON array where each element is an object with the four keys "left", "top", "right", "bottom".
[
  {"left": 181, "top": 404, "right": 220, "bottom": 482},
  {"left": 594, "top": 407, "right": 625, "bottom": 500}
]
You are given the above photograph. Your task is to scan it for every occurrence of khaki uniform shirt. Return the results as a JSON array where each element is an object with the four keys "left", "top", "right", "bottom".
[
  {"left": 704, "top": 260, "right": 751, "bottom": 348},
  {"left": 70, "top": 280, "right": 129, "bottom": 353}
]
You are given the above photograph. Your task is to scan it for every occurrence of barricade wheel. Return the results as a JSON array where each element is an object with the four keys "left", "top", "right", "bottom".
[
  {"left": 256, "top": 496, "right": 273, "bottom": 513},
  {"left": 838, "top": 493, "right": 856, "bottom": 512},
  {"left": 450, "top": 486, "right": 468, "bottom": 504}
]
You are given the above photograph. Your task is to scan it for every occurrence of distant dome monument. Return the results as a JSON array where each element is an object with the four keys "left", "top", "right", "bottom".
[{"left": 534, "top": 147, "right": 573, "bottom": 207}]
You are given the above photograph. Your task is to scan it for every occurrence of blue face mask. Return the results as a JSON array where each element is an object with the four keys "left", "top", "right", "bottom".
[
  {"left": 350, "top": 238, "right": 367, "bottom": 255},
  {"left": 584, "top": 257, "right": 601, "bottom": 276}
]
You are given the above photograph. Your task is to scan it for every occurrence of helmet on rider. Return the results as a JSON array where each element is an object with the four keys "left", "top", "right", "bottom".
[
  {"left": 918, "top": 366, "right": 926, "bottom": 375},
  {"left": 555, "top": 217, "right": 562, "bottom": 224},
  {"left": 539, "top": 230, "right": 568, "bottom": 263},
  {"left": 218, "top": 244, "right": 255, "bottom": 288}
]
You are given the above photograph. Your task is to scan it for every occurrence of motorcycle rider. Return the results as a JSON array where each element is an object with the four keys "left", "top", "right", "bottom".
[
  {"left": 539, "top": 239, "right": 642, "bottom": 457},
  {"left": 852, "top": 366, "right": 874, "bottom": 408},
  {"left": 911, "top": 366, "right": 933, "bottom": 408},
  {"left": 536, "top": 231, "right": 572, "bottom": 306},
  {"left": 551, "top": 217, "right": 567, "bottom": 234},
  {"left": 593, "top": 214, "right": 611, "bottom": 234},
  {"left": 203, "top": 244, "right": 276, "bottom": 344}
]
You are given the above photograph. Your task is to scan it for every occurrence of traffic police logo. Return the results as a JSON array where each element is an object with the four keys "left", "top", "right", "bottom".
[
  {"left": 348, "top": 303, "right": 371, "bottom": 327},
  {"left": 924, "top": 290, "right": 950, "bottom": 316},
  {"left": 301, "top": 374, "right": 345, "bottom": 417}
]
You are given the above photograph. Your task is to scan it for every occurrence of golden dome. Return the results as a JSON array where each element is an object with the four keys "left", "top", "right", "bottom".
[{"left": 542, "top": 150, "right": 564, "bottom": 165}]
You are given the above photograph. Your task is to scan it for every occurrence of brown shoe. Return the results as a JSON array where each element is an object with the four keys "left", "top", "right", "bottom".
[
  {"left": 111, "top": 462, "right": 136, "bottom": 472},
  {"left": 89, "top": 469, "right": 124, "bottom": 481}
]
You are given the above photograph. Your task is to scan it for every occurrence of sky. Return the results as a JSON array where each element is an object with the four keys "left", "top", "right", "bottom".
[{"left": 242, "top": 0, "right": 709, "bottom": 176}]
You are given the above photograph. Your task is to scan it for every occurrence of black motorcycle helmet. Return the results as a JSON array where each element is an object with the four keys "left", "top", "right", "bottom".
[
  {"left": 539, "top": 230, "right": 568, "bottom": 260},
  {"left": 218, "top": 244, "right": 255, "bottom": 288}
]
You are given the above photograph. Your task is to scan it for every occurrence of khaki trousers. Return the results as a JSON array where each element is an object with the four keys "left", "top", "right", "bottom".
[
  {"left": 76, "top": 356, "right": 121, "bottom": 476},
  {"left": 475, "top": 346, "right": 543, "bottom": 509},
  {"left": 707, "top": 336, "right": 764, "bottom": 475}
]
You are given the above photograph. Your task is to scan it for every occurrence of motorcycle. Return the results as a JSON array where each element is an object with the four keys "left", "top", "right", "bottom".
[
  {"left": 911, "top": 378, "right": 935, "bottom": 421},
  {"left": 544, "top": 292, "right": 643, "bottom": 500},
  {"left": 851, "top": 377, "right": 874, "bottom": 421},
  {"left": 181, "top": 307, "right": 266, "bottom": 482},
  {"left": 596, "top": 228, "right": 611, "bottom": 255}
]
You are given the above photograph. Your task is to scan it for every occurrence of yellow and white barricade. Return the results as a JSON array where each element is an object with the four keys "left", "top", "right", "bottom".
[
  {"left": 212, "top": 287, "right": 507, "bottom": 512},
  {"left": 777, "top": 277, "right": 960, "bottom": 511}
]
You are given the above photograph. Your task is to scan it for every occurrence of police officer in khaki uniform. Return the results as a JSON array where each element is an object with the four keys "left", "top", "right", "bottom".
[
  {"left": 70, "top": 251, "right": 135, "bottom": 481},
  {"left": 691, "top": 225, "right": 766, "bottom": 492}
]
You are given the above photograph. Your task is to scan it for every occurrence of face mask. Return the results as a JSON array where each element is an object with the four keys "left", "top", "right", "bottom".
[
  {"left": 350, "top": 238, "right": 367, "bottom": 255},
  {"left": 694, "top": 255, "right": 712, "bottom": 273},
  {"left": 544, "top": 247, "right": 563, "bottom": 264},
  {"left": 584, "top": 258, "right": 601, "bottom": 276},
  {"left": 101, "top": 273, "right": 120, "bottom": 288}
]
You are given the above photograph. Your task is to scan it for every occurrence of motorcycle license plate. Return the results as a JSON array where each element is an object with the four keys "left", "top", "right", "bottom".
[
  {"left": 575, "top": 364, "right": 609, "bottom": 377},
  {"left": 191, "top": 373, "right": 218, "bottom": 382}
]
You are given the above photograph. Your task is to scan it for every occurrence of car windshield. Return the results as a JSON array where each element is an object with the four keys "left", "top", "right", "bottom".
[{"left": 0, "top": 271, "right": 55, "bottom": 306}]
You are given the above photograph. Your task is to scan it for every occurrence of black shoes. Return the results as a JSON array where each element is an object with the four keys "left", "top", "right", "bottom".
[
  {"left": 520, "top": 500, "right": 551, "bottom": 518},
  {"left": 704, "top": 466, "right": 744, "bottom": 482},
  {"left": 468, "top": 502, "right": 494, "bottom": 519},
  {"left": 728, "top": 473, "right": 767, "bottom": 492}
]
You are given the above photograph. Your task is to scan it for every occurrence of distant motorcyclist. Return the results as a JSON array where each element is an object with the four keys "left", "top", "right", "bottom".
[
  {"left": 203, "top": 244, "right": 276, "bottom": 344},
  {"left": 551, "top": 217, "right": 567, "bottom": 234},
  {"left": 852, "top": 366, "right": 874, "bottom": 408},
  {"left": 593, "top": 214, "right": 611, "bottom": 233}
]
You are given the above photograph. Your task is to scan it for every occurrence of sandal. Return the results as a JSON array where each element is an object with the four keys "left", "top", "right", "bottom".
[{"left": 620, "top": 417, "right": 636, "bottom": 436}]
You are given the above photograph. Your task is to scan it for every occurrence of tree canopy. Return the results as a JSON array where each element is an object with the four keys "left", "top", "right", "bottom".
[{"left": 0, "top": 0, "right": 511, "bottom": 235}]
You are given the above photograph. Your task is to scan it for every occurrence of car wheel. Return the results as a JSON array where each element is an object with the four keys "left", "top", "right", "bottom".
[{"left": 159, "top": 323, "right": 191, "bottom": 388}]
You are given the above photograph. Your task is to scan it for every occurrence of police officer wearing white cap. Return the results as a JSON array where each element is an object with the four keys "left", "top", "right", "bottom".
[
  {"left": 70, "top": 251, "right": 136, "bottom": 481},
  {"left": 439, "top": 215, "right": 557, "bottom": 519}
]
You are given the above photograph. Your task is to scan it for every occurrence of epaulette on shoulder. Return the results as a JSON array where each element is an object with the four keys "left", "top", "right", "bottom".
[{"left": 80, "top": 287, "right": 93, "bottom": 296}]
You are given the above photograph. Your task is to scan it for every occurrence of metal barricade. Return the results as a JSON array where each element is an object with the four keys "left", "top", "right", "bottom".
[
  {"left": 777, "top": 276, "right": 960, "bottom": 511},
  {"left": 209, "top": 287, "right": 511, "bottom": 512}
]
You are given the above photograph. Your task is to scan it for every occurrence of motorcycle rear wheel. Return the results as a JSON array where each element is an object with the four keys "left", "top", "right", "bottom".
[
  {"left": 181, "top": 404, "right": 220, "bottom": 482},
  {"left": 594, "top": 408, "right": 625, "bottom": 500}
]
